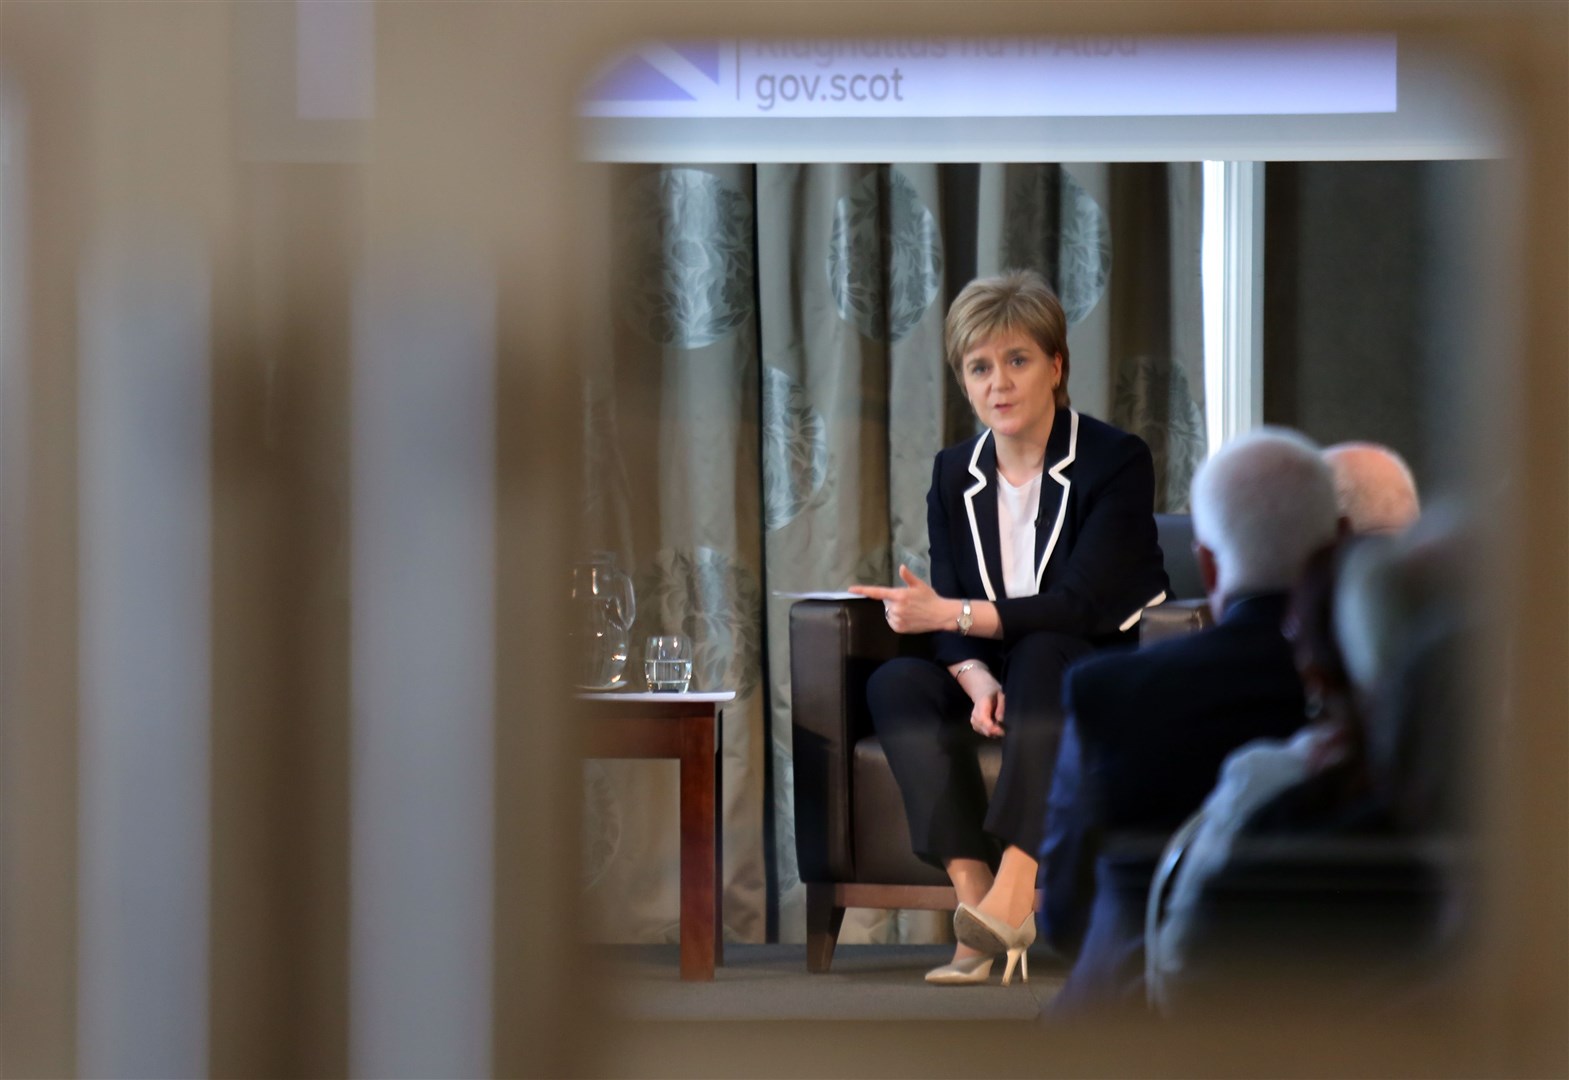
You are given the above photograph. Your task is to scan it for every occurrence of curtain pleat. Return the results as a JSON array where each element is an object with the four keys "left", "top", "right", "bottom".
[{"left": 1105, "top": 163, "right": 1209, "bottom": 510}]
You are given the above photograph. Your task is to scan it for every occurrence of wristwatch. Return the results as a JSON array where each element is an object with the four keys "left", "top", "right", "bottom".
[{"left": 956, "top": 599, "right": 974, "bottom": 636}]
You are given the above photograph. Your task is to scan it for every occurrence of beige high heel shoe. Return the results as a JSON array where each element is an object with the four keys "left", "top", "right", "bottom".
[
  {"left": 953, "top": 903, "right": 1035, "bottom": 986},
  {"left": 923, "top": 952, "right": 995, "bottom": 985}
]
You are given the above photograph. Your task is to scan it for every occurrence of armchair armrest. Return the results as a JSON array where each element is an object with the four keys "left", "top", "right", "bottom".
[
  {"left": 788, "top": 599, "right": 932, "bottom": 882},
  {"left": 1139, "top": 598, "right": 1212, "bottom": 647}
]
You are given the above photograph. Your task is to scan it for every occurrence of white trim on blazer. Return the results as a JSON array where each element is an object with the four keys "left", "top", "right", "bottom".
[
  {"left": 958, "top": 409, "right": 1168, "bottom": 631},
  {"left": 961, "top": 408, "right": 1083, "bottom": 603},
  {"left": 962, "top": 430, "right": 997, "bottom": 602},
  {"left": 1034, "top": 408, "right": 1079, "bottom": 591}
]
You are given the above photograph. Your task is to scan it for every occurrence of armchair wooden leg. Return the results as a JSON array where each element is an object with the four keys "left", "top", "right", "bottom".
[{"left": 805, "top": 883, "right": 844, "bottom": 973}]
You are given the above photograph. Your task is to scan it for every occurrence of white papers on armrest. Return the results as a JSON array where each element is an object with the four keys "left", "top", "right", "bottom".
[
  {"left": 1118, "top": 589, "right": 1170, "bottom": 632},
  {"left": 771, "top": 590, "right": 872, "bottom": 601}
]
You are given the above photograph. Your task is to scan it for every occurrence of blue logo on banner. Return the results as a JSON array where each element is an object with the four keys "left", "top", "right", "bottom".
[{"left": 585, "top": 42, "right": 722, "bottom": 102}]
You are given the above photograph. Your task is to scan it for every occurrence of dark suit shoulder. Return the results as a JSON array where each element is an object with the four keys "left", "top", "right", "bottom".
[
  {"left": 936, "top": 414, "right": 1144, "bottom": 472},
  {"left": 930, "top": 431, "right": 990, "bottom": 503},
  {"left": 1066, "top": 619, "right": 1296, "bottom": 718},
  {"left": 1070, "top": 410, "right": 1142, "bottom": 448},
  {"left": 1119, "top": 616, "right": 1292, "bottom": 669},
  {"left": 1067, "top": 411, "right": 1152, "bottom": 473}
]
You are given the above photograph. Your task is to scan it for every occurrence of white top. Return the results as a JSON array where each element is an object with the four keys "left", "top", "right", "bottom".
[{"left": 996, "top": 470, "right": 1043, "bottom": 599}]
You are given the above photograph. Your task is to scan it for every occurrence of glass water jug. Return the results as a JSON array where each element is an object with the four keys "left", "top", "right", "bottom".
[{"left": 569, "top": 553, "right": 637, "bottom": 689}]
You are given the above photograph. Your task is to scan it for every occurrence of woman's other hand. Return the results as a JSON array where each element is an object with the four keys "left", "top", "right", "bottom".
[
  {"left": 957, "top": 665, "right": 1005, "bottom": 738},
  {"left": 848, "top": 565, "right": 959, "bottom": 635}
]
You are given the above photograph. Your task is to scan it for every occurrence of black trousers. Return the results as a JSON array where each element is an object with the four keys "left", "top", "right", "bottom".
[{"left": 866, "top": 631, "right": 1093, "bottom": 869}]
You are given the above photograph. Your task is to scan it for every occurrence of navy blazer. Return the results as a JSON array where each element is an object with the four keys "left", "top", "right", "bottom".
[
  {"left": 1037, "top": 592, "right": 1310, "bottom": 958},
  {"left": 926, "top": 408, "right": 1169, "bottom": 668}
]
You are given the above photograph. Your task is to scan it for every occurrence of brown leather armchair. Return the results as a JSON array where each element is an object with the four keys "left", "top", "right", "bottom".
[{"left": 788, "top": 514, "right": 1211, "bottom": 972}]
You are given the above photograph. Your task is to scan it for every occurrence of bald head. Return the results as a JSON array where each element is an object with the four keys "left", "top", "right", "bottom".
[
  {"left": 1191, "top": 428, "right": 1341, "bottom": 606},
  {"left": 1323, "top": 443, "right": 1421, "bottom": 535}
]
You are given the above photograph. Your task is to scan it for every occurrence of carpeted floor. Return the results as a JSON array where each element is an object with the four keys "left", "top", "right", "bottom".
[{"left": 593, "top": 944, "right": 1070, "bottom": 1022}]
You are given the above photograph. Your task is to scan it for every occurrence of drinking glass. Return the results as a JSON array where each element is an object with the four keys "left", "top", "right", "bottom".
[{"left": 644, "top": 634, "right": 693, "bottom": 693}]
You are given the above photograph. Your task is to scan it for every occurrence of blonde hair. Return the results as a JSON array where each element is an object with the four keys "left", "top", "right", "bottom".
[{"left": 944, "top": 269, "right": 1070, "bottom": 407}]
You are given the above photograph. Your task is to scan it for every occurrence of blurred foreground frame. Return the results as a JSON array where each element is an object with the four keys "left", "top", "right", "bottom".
[{"left": 0, "top": 2, "right": 1561, "bottom": 1080}]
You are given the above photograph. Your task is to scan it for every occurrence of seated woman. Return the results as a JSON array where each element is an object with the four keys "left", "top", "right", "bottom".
[{"left": 850, "top": 270, "right": 1168, "bottom": 986}]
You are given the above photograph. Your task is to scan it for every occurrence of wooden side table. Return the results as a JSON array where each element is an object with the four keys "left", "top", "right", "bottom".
[{"left": 577, "top": 690, "right": 734, "bottom": 981}]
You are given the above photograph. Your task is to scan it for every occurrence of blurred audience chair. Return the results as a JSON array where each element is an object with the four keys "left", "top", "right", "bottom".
[{"left": 1141, "top": 524, "right": 1474, "bottom": 1016}]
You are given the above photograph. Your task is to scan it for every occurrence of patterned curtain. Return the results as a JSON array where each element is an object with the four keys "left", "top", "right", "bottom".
[
  {"left": 582, "top": 162, "right": 1204, "bottom": 947},
  {"left": 580, "top": 164, "right": 769, "bottom": 945}
]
